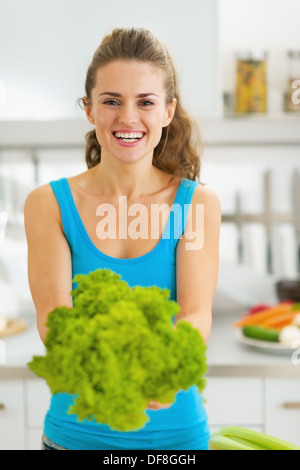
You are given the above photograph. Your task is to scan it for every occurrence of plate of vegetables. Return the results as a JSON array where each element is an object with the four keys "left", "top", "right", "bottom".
[{"left": 233, "top": 302, "right": 300, "bottom": 354}]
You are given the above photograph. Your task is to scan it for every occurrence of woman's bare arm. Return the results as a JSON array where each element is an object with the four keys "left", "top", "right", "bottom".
[
  {"left": 24, "top": 184, "right": 73, "bottom": 344},
  {"left": 149, "top": 186, "right": 221, "bottom": 411},
  {"left": 175, "top": 185, "right": 221, "bottom": 343}
]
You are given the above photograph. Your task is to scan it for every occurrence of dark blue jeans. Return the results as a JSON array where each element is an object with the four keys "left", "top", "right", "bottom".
[{"left": 41, "top": 433, "right": 68, "bottom": 450}]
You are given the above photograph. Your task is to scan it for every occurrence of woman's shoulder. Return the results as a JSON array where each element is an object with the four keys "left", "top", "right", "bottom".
[
  {"left": 191, "top": 183, "right": 222, "bottom": 216},
  {"left": 24, "top": 182, "right": 62, "bottom": 220},
  {"left": 25, "top": 181, "right": 58, "bottom": 202}
]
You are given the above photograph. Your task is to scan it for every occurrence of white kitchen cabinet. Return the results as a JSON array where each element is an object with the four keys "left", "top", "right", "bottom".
[
  {"left": 204, "top": 377, "right": 263, "bottom": 430},
  {"left": 26, "top": 429, "right": 44, "bottom": 451},
  {"left": 24, "top": 378, "right": 51, "bottom": 428},
  {"left": 206, "top": 377, "right": 300, "bottom": 448},
  {"left": 0, "top": 379, "right": 25, "bottom": 450},
  {"left": 265, "top": 378, "right": 300, "bottom": 447},
  {"left": 24, "top": 378, "right": 51, "bottom": 450},
  {"left": 1, "top": 375, "right": 299, "bottom": 449}
]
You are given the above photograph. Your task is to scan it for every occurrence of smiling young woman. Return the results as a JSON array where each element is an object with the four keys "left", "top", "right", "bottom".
[{"left": 24, "top": 27, "right": 221, "bottom": 451}]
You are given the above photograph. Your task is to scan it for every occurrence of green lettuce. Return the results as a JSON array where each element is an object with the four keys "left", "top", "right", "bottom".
[{"left": 28, "top": 268, "right": 207, "bottom": 431}]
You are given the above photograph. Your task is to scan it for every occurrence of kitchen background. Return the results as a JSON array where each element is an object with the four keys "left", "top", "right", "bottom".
[{"left": 0, "top": 0, "right": 300, "bottom": 450}]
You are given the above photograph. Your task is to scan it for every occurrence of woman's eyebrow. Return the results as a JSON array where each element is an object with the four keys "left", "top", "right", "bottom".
[{"left": 98, "top": 92, "right": 160, "bottom": 98}]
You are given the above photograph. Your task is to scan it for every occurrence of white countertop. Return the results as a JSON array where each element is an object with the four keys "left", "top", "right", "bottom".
[{"left": 0, "top": 312, "right": 299, "bottom": 379}]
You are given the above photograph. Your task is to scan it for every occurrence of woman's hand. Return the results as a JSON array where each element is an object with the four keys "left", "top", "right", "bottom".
[{"left": 147, "top": 401, "right": 173, "bottom": 410}]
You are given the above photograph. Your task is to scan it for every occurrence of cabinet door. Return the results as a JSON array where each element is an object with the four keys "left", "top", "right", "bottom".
[
  {"left": 24, "top": 378, "right": 51, "bottom": 428},
  {"left": 204, "top": 377, "right": 263, "bottom": 428},
  {"left": 0, "top": 379, "right": 25, "bottom": 450},
  {"left": 27, "top": 429, "right": 44, "bottom": 451},
  {"left": 24, "top": 378, "right": 51, "bottom": 450},
  {"left": 265, "top": 379, "right": 300, "bottom": 447}
]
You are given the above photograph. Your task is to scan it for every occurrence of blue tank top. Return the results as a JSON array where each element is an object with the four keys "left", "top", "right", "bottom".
[{"left": 43, "top": 176, "right": 210, "bottom": 450}]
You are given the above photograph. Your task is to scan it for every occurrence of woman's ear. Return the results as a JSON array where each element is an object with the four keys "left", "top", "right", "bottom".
[
  {"left": 163, "top": 98, "right": 177, "bottom": 127},
  {"left": 83, "top": 97, "right": 95, "bottom": 125}
]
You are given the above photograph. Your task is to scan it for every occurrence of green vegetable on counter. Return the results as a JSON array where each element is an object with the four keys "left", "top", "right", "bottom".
[
  {"left": 291, "top": 302, "right": 300, "bottom": 311},
  {"left": 209, "top": 426, "right": 300, "bottom": 450},
  {"left": 28, "top": 269, "right": 207, "bottom": 431},
  {"left": 242, "top": 325, "right": 280, "bottom": 342}
]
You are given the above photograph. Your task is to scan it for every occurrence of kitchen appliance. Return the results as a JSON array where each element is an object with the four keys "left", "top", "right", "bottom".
[{"left": 276, "top": 279, "right": 300, "bottom": 302}]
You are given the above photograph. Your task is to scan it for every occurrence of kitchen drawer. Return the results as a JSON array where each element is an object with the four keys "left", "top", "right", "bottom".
[
  {"left": 24, "top": 378, "right": 51, "bottom": 428},
  {"left": 0, "top": 379, "right": 25, "bottom": 450},
  {"left": 204, "top": 377, "right": 263, "bottom": 426},
  {"left": 265, "top": 378, "right": 300, "bottom": 447},
  {"left": 26, "top": 428, "right": 43, "bottom": 450}
]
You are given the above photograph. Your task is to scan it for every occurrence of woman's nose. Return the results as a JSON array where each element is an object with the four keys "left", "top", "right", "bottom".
[{"left": 118, "top": 103, "right": 139, "bottom": 125}]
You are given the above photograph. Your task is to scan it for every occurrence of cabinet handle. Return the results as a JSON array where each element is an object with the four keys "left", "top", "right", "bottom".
[
  {"left": 0, "top": 403, "right": 5, "bottom": 410},
  {"left": 282, "top": 402, "right": 300, "bottom": 409}
]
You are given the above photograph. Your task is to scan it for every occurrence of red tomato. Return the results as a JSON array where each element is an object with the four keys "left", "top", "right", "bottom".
[{"left": 249, "top": 304, "right": 271, "bottom": 315}]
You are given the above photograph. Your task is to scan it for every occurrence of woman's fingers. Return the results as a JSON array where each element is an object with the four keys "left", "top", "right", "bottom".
[{"left": 147, "top": 401, "right": 173, "bottom": 410}]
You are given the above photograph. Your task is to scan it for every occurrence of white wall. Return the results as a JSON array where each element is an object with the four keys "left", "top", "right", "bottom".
[{"left": 0, "top": 0, "right": 219, "bottom": 120}]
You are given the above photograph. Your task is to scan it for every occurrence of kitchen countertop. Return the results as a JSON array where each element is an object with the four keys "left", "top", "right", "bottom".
[{"left": 0, "top": 312, "right": 299, "bottom": 379}]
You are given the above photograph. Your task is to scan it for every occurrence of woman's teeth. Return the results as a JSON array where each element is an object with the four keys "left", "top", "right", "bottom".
[{"left": 114, "top": 131, "right": 144, "bottom": 142}]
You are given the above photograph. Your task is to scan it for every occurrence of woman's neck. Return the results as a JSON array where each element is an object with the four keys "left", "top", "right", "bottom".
[{"left": 90, "top": 158, "right": 171, "bottom": 201}]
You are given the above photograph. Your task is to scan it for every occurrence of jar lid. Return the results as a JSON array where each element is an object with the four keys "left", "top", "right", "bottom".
[
  {"left": 251, "top": 50, "right": 267, "bottom": 61},
  {"left": 236, "top": 50, "right": 267, "bottom": 61},
  {"left": 236, "top": 51, "right": 252, "bottom": 60},
  {"left": 288, "top": 50, "right": 300, "bottom": 58}
]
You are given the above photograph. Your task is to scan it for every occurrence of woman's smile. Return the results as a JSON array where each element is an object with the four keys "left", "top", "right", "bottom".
[{"left": 112, "top": 129, "right": 146, "bottom": 147}]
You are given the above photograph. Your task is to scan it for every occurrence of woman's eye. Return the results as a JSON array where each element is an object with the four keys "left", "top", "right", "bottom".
[
  {"left": 103, "top": 100, "right": 119, "bottom": 106},
  {"left": 139, "top": 100, "right": 154, "bottom": 107}
]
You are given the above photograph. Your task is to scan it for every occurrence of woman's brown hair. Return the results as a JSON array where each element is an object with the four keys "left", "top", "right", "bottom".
[{"left": 79, "top": 27, "right": 203, "bottom": 181}]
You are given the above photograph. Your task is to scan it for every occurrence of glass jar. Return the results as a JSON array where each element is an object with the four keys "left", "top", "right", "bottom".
[
  {"left": 286, "top": 50, "right": 300, "bottom": 112},
  {"left": 235, "top": 51, "right": 267, "bottom": 114}
]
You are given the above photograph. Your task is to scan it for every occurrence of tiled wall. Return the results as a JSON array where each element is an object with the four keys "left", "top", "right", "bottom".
[
  {"left": 202, "top": 144, "right": 300, "bottom": 278},
  {"left": 0, "top": 147, "right": 86, "bottom": 316}
]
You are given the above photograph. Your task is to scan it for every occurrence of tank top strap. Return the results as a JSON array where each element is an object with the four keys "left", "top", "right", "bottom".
[
  {"left": 164, "top": 178, "right": 199, "bottom": 250},
  {"left": 49, "top": 178, "right": 72, "bottom": 240}
]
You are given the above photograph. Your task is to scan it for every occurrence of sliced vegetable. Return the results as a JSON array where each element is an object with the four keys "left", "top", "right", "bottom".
[
  {"left": 262, "top": 311, "right": 300, "bottom": 329},
  {"left": 242, "top": 325, "right": 280, "bottom": 342},
  {"left": 292, "top": 313, "right": 300, "bottom": 327},
  {"left": 233, "top": 302, "right": 293, "bottom": 328},
  {"left": 249, "top": 304, "right": 271, "bottom": 315},
  {"left": 209, "top": 426, "right": 300, "bottom": 450},
  {"left": 279, "top": 325, "right": 300, "bottom": 347},
  {"left": 272, "top": 319, "right": 297, "bottom": 330}
]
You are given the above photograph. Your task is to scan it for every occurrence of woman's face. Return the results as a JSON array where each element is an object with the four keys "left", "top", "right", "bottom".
[{"left": 84, "top": 60, "right": 176, "bottom": 165}]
